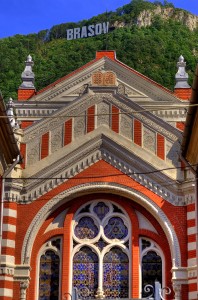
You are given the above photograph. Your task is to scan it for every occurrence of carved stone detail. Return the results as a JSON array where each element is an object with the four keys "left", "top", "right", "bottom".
[
  {"left": 92, "top": 72, "right": 103, "bottom": 85},
  {"left": 74, "top": 114, "right": 86, "bottom": 139},
  {"left": 51, "top": 126, "right": 63, "bottom": 153},
  {"left": 68, "top": 84, "right": 89, "bottom": 96},
  {"left": 172, "top": 282, "right": 181, "bottom": 300},
  {"left": 120, "top": 114, "right": 133, "bottom": 140},
  {"left": 17, "top": 139, "right": 193, "bottom": 207},
  {"left": 143, "top": 125, "right": 156, "bottom": 153},
  {"left": 103, "top": 71, "right": 116, "bottom": 86},
  {"left": 0, "top": 267, "right": 15, "bottom": 275},
  {"left": 20, "top": 280, "right": 29, "bottom": 300},
  {"left": 125, "top": 86, "right": 142, "bottom": 96},
  {"left": 21, "top": 91, "right": 180, "bottom": 144},
  {"left": 97, "top": 102, "right": 110, "bottom": 128},
  {"left": 27, "top": 141, "right": 40, "bottom": 166},
  {"left": 92, "top": 71, "right": 117, "bottom": 86},
  {"left": 118, "top": 84, "right": 126, "bottom": 95}
]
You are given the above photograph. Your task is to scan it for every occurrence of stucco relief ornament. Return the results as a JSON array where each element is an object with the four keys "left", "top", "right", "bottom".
[
  {"left": 172, "top": 283, "right": 181, "bottom": 300},
  {"left": 20, "top": 280, "right": 29, "bottom": 300}
]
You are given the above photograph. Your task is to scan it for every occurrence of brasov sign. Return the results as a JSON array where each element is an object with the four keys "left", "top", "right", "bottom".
[{"left": 66, "top": 22, "right": 109, "bottom": 40}]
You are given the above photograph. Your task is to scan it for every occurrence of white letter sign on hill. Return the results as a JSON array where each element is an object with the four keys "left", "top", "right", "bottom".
[{"left": 66, "top": 22, "right": 109, "bottom": 40}]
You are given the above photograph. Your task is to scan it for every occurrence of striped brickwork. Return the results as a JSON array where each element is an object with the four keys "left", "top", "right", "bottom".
[
  {"left": 187, "top": 203, "right": 198, "bottom": 300},
  {"left": 0, "top": 202, "right": 17, "bottom": 299}
]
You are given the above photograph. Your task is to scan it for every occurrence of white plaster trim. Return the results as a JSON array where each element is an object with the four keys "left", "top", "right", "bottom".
[
  {"left": 16, "top": 128, "right": 192, "bottom": 206},
  {"left": 0, "top": 276, "right": 13, "bottom": 281},
  {"left": 189, "top": 291, "right": 198, "bottom": 299},
  {"left": 3, "top": 208, "right": 17, "bottom": 218},
  {"left": 44, "top": 209, "right": 67, "bottom": 233},
  {"left": 188, "top": 227, "right": 196, "bottom": 235},
  {"left": 2, "top": 224, "right": 16, "bottom": 233},
  {"left": 187, "top": 211, "right": 196, "bottom": 220},
  {"left": 136, "top": 210, "right": 158, "bottom": 233},
  {"left": 188, "top": 258, "right": 197, "bottom": 268},
  {"left": 0, "top": 288, "right": 13, "bottom": 297},
  {"left": 1, "top": 239, "right": 15, "bottom": 248},
  {"left": 188, "top": 242, "right": 197, "bottom": 251},
  {"left": 188, "top": 278, "right": 198, "bottom": 284},
  {"left": 0, "top": 255, "right": 15, "bottom": 265},
  {"left": 21, "top": 182, "right": 181, "bottom": 267}
]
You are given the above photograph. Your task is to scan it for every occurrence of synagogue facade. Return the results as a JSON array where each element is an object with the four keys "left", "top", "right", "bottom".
[{"left": 0, "top": 50, "right": 197, "bottom": 300}]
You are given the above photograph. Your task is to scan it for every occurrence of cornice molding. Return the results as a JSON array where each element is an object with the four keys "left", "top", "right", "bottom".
[
  {"left": 104, "top": 58, "right": 182, "bottom": 104},
  {"left": 6, "top": 129, "right": 194, "bottom": 206},
  {"left": 20, "top": 91, "right": 181, "bottom": 144}
]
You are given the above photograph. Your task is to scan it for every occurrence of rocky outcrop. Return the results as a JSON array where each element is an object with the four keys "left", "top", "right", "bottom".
[
  {"left": 113, "top": 6, "right": 198, "bottom": 31},
  {"left": 137, "top": 6, "right": 198, "bottom": 30}
]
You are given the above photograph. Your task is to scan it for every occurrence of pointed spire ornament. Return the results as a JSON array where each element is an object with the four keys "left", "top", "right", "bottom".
[
  {"left": 19, "top": 54, "right": 35, "bottom": 89},
  {"left": 174, "top": 55, "right": 190, "bottom": 89},
  {"left": 6, "top": 97, "right": 19, "bottom": 129}
]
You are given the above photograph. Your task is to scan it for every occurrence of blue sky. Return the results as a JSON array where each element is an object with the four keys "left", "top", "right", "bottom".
[{"left": 0, "top": 0, "right": 197, "bottom": 38}]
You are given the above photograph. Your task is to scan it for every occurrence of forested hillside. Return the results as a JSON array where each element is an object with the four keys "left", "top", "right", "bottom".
[{"left": 0, "top": 0, "right": 198, "bottom": 100}]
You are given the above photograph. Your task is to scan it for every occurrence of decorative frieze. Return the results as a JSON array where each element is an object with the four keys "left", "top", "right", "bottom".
[
  {"left": 74, "top": 113, "right": 86, "bottom": 138},
  {"left": 27, "top": 141, "right": 40, "bottom": 166},
  {"left": 51, "top": 126, "right": 63, "bottom": 153},
  {"left": 13, "top": 142, "right": 194, "bottom": 206},
  {"left": 143, "top": 125, "right": 156, "bottom": 153},
  {"left": 120, "top": 114, "right": 133, "bottom": 140},
  {"left": 97, "top": 101, "right": 110, "bottom": 128}
]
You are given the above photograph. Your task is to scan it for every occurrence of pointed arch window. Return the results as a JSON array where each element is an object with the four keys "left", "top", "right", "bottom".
[
  {"left": 140, "top": 239, "right": 163, "bottom": 298},
  {"left": 72, "top": 201, "right": 130, "bottom": 299},
  {"left": 38, "top": 238, "right": 61, "bottom": 300},
  {"left": 103, "top": 247, "right": 129, "bottom": 298},
  {"left": 73, "top": 246, "right": 98, "bottom": 298}
]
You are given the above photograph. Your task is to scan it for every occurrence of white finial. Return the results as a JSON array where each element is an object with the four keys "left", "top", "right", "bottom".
[
  {"left": 174, "top": 55, "right": 190, "bottom": 89},
  {"left": 27, "top": 54, "right": 32, "bottom": 62},
  {"left": 179, "top": 55, "right": 184, "bottom": 63}
]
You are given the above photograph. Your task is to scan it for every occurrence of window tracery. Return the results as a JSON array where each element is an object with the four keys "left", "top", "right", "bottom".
[
  {"left": 72, "top": 201, "right": 130, "bottom": 299},
  {"left": 38, "top": 238, "right": 61, "bottom": 300},
  {"left": 140, "top": 238, "right": 163, "bottom": 298}
]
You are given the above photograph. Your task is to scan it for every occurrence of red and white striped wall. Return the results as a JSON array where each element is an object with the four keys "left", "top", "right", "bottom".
[{"left": 0, "top": 202, "right": 17, "bottom": 299}]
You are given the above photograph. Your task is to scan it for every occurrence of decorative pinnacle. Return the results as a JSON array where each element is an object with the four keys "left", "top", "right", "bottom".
[
  {"left": 19, "top": 54, "right": 35, "bottom": 89},
  {"left": 6, "top": 98, "right": 19, "bottom": 129},
  {"left": 174, "top": 55, "right": 190, "bottom": 89}
]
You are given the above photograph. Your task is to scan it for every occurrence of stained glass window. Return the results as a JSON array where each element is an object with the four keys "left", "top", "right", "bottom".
[
  {"left": 93, "top": 202, "right": 109, "bottom": 220},
  {"left": 142, "top": 251, "right": 162, "bottom": 298},
  {"left": 39, "top": 250, "right": 60, "bottom": 300},
  {"left": 103, "top": 247, "right": 129, "bottom": 298},
  {"left": 73, "top": 246, "right": 98, "bottom": 299},
  {"left": 75, "top": 217, "right": 98, "bottom": 239},
  {"left": 73, "top": 201, "right": 130, "bottom": 299},
  {"left": 104, "top": 217, "right": 128, "bottom": 240},
  {"left": 94, "top": 238, "right": 108, "bottom": 251}
]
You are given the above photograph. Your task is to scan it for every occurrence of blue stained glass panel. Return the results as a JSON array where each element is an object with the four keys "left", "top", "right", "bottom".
[
  {"left": 93, "top": 202, "right": 109, "bottom": 220},
  {"left": 104, "top": 217, "right": 128, "bottom": 240},
  {"left": 39, "top": 250, "right": 60, "bottom": 300},
  {"left": 75, "top": 217, "right": 98, "bottom": 239},
  {"left": 73, "top": 247, "right": 98, "bottom": 299},
  {"left": 142, "top": 251, "right": 162, "bottom": 298},
  {"left": 103, "top": 247, "right": 129, "bottom": 298}
]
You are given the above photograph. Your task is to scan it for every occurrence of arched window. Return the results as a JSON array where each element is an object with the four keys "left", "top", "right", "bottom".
[
  {"left": 103, "top": 247, "right": 129, "bottom": 298},
  {"left": 38, "top": 238, "right": 61, "bottom": 300},
  {"left": 72, "top": 201, "right": 130, "bottom": 299},
  {"left": 140, "top": 239, "right": 163, "bottom": 298},
  {"left": 73, "top": 246, "right": 98, "bottom": 298}
]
